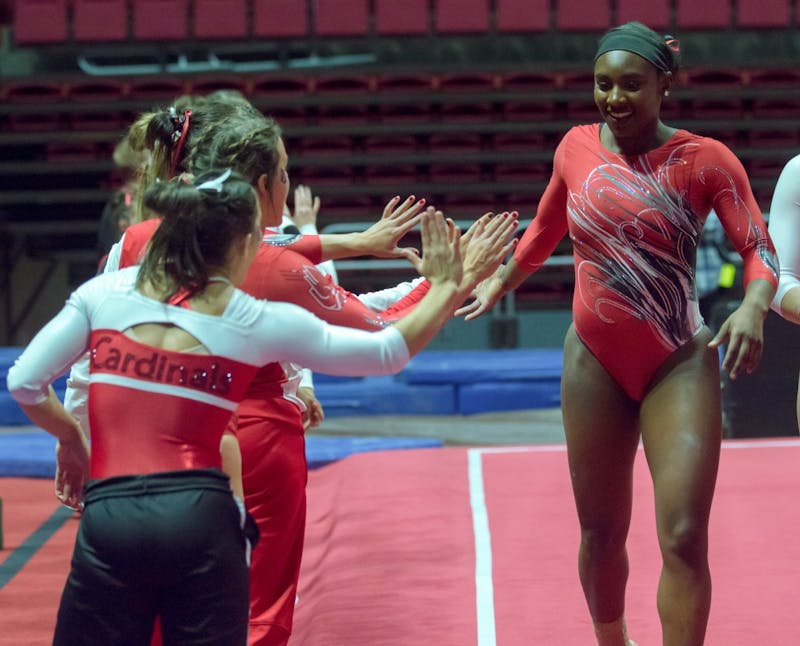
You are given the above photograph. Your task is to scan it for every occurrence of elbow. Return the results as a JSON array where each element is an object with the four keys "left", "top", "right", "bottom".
[{"left": 6, "top": 368, "right": 47, "bottom": 406}]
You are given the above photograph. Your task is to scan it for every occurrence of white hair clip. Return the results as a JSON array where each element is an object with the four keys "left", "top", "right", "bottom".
[{"left": 196, "top": 168, "right": 233, "bottom": 193}]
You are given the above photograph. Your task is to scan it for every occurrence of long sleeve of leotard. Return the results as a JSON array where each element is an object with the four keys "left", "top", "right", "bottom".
[
  {"left": 10, "top": 274, "right": 412, "bottom": 407},
  {"left": 240, "top": 248, "right": 393, "bottom": 331},
  {"left": 375, "top": 279, "right": 431, "bottom": 320},
  {"left": 248, "top": 299, "right": 410, "bottom": 376},
  {"left": 62, "top": 228, "right": 127, "bottom": 431},
  {"left": 8, "top": 299, "right": 91, "bottom": 406},
  {"left": 693, "top": 139, "right": 778, "bottom": 290},
  {"left": 513, "top": 137, "right": 570, "bottom": 272},
  {"left": 264, "top": 230, "right": 324, "bottom": 265},
  {"left": 358, "top": 277, "right": 427, "bottom": 311},
  {"left": 767, "top": 153, "right": 800, "bottom": 312}
]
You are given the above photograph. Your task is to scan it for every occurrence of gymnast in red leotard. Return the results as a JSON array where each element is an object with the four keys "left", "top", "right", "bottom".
[
  {"left": 62, "top": 95, "right": 518, "bottom": 646},
  {"left": 460, "top": 21, "right": 778, "bottom": 646},
  {"left": 9, "top": 169, "right": 511, "bottom": 646}
]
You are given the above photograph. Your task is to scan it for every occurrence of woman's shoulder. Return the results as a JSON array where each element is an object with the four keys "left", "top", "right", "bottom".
[{"left": 562, "top": 123, "right": 600, "bottom": 143}]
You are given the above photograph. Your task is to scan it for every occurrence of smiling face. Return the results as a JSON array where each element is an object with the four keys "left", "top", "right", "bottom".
[{"left": 594, "top": 50, "right": 671, "bottom": 147}]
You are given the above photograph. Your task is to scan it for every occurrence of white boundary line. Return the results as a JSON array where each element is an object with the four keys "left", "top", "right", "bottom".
[
  {"left": 467, "top": 437, "right": 800, "bottom": 644},
  {"left": 468, "top": 448, "right": 496, "bottom": 646}
]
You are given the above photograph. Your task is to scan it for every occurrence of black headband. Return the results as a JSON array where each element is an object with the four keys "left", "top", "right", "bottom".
[{"left": 594, "top": 28, "right": 675, "bottom": 73}]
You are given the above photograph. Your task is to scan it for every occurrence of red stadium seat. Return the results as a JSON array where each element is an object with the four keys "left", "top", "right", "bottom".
[
  {"left": 3, "top": 80, "right": 66, "bottom": 102},
  {"left": 253, "top": 0, "right": 309, "bottom": 37},
  {"left": 675, "top": 0, "right": 730, "bottom": 29},
  {"left": 736, "top": 0, "right": 790, "bottom": 28},
  {"left": 194, "top": 0, "right": 248, "bottom": 39},
  {"left": 495, "top": 0, "right": 550, "bottom": 33},
  {"left": 744, "top": 68, "right": 800, "bottom": 88},
  {"left": 315, "top": 75, "right": 374, "bottom": 95},
  {"left": 500, "top": 71, "right": 561, "bottom": 92},
  {"left": 615, "top": 0, "right": 671, "bottom": 31},
  {"left": 374, "top": 0, "right": 429, "bottom": 35},
  {"left": 13, "top": 0, "right": 68, "bottom": 43},
  {"left": 555, "top": 0, "right": 611, "bottom": 31},
  {"left": 491, "top": 132, "right": 549, "bottom": 153},
  {"left": 252, "top": 75, "right": 311, "bottom": 97},
  {"left": 73, "top": 0, "right": 129, "bottom": 42},
  {"left": 128, "top": 78, "right": 188, "bottom": 101},
  {"left": 428, "top": 163, "right": 484, "bottom": 183},
  {"left": 428, "top": 133, "right": 484, "bottom": 153},
  {"left": 133, "top": 0, "right": 189, "bottom": 40},
  {"left": 375, "top": 74, "right": 433, "bottom": 94},
  {"left": 435, "top": 0, "right": 490, "bottom": 33},
  {"left": 314, "top": 0, "right": 369, "bottom": 36},
  {"left": 363, "top": 134, "right": 420, "bottom": 155},
  {"left": 436, "top": 72, "right": 498, "bottom": 93},
  {"left": 69, "top": 80, "right": 128, "bottom": 101}
]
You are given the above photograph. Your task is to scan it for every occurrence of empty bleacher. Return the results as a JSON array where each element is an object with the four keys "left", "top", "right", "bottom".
[{"left": 1, "top": 0, "right": 800, "bottom": 345}]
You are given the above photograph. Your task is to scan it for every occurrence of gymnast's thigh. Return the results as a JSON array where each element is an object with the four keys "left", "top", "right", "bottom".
[
  {"left": 561, "top": 325, "right": 641, "bottom": 528},
  {"left": 640, "top": 328, "right": 721, "bottom": 524}
]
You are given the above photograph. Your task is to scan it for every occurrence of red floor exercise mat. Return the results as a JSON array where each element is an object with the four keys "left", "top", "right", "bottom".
[
  {"left": 2, "top": 440, "right": 799, "bottom": 645},
  {"left": 0, "top": 479, "right": 77, "bottom": 646},
  {"left": 292, "top": 440, "right": 800, "bottom": 645}
]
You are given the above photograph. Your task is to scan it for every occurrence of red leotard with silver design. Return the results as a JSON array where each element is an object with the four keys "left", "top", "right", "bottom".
[{"left": 515, "top": 125, "right": 778, "bottom": 400}]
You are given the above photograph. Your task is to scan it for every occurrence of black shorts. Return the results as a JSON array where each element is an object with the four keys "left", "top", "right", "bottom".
[{"left": 53, "top": 469, "right": 249, "bottom": 646}]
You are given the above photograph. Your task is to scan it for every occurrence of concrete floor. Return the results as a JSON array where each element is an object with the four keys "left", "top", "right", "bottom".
[
  {"left": 1, "top": 408, "right": 567, "bottom": 446},
  {"left": 313, "top": 407, "right": 566, "bottom": 446}
]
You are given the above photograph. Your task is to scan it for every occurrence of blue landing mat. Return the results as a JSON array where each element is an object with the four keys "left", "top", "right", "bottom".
[
  {"left": 0, "top": 430, "right": 444, "bottom": 477},
  {"left": 1, "top": 347, "right": 564, "bottom": 422}
]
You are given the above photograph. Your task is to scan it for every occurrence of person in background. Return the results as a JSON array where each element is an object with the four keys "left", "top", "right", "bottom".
[
  {"left": 766, "top": 153, "right": 800, "bottom": 427},
  {"left": 694, "top": 210, "right": 726, "bottom": 325},
  {"left": 96, "top": 135, "right": 148, "bottom": 269},
  {"left": 459, "top": 21, "right": 777, "bottom": 646}
]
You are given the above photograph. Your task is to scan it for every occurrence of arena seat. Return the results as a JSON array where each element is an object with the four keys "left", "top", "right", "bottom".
[
  {"left": 193, "top": 0, "right": 249, "bottom": 39},
  {"left": 375, "top": 73, "right": 433, "bottom": 94},
  {"left": 736, "top": 0, "right": 791, "bottom": 28},
  {"left": 73, "top": 0, "right": 129, "bottom": 42},
  {"left": 495, "top": 0, "right": 550, "bottom": 33},
  {"left": 133, "top": 0, "right": 190, "bottom": 40},
  {"left": 314, "top": 0, "right": 369, "bottom": 36},
  {"left": 615, "top": 0, "right": 671, "bottom": 31},
  {"left": 128, "top": 78, "right": 188, "bottom": 101},
  {"left": 374, "top": 0, "right": 429, "bottom": 35},
  {"left": 434, "top": 0, "right": 490, "bottom": 34},
  {"left": 675, "top": 0, "right": 731, "bottom": 28},
  {"left": 555, "top": 0, "right": 611, "bottom": 31},
  {"left": 13, "top": 0, "right": 68, "bottom": 44},
  {"left": 252, "top": 0, "right": 309, "bottom": 38}
]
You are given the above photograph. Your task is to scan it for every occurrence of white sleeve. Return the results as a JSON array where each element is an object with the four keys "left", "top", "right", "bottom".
[
  {"left": 63, "top": 231, "right": 126, "bottom": 433},
  {"left": 298, "top": 367, "right": 314, "bottom": 390},
  {"left": 63, "top": 353, "right": 91, "bottom": 434},
  {"left": 357, "top": 277, "right": 425, "bottom": 311},
  {"left": 257, "top": 301, "right": 410, "bottom": 377},
  {"left": 104, "top": 236, "right": 124, "bottom": 273},
  {"left": 7, "top": 296, "right": 91, "bottom": 406},
  {"left": 768, "top": 154, "right": 800, "bottom": 313}
]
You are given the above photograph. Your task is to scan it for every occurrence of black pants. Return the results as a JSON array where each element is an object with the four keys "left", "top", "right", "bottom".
[{"left": 53, "top": 469, "right": 249, "bottom": 646}]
